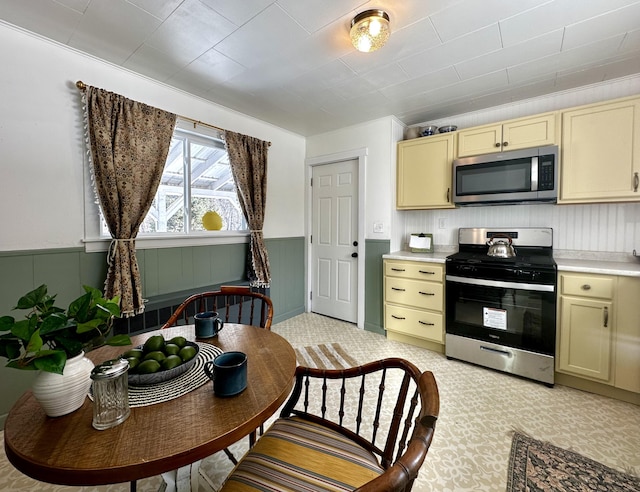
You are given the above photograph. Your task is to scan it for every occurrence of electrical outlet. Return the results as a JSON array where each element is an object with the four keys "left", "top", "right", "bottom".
[
  {"left": 438, "top": 218, "right": 447, "bottom": 229},
  {"left": 373, "top": 222, "right": 384, "bottom": 233}
]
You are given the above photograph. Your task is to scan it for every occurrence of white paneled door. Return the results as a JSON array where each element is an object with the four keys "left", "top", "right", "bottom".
[{"left": 311, "top": 159, "right": 358, "bottom": 323}]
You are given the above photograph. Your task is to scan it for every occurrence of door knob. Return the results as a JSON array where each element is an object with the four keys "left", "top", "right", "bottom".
[
  {"left": 351, "top": 252, "right": 358, "bottom": 258},
  {"left": 353, "top": 241, "right": 358, "bottom": 246}
]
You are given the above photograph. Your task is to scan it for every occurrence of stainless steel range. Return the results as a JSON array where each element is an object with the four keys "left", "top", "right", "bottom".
[{"left": 445, "top": 227, "right": 557, "bottom": 385}]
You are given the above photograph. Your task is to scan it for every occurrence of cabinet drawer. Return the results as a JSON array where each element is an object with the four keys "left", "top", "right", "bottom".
[
  {"left": 385, "top": 304, "right": 444, "bottom": 343},
  {"left": 384, "top": 260, "right": 443, "bottom": 281},
  {"left": 561, "top": 274, "right": 614, "bottom": 299},
  {"left": 385, "top": 277, "right": 443, "bottom": 311}
]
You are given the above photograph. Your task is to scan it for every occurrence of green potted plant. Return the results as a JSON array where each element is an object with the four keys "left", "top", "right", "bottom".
[{"left": 0, "top": 284, "right": 131, "bottom": 417}]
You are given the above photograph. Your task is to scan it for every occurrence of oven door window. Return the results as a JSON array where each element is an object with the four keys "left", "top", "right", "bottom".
[{"left": 446, "top": 280, "right": 555, "bottom": 354}]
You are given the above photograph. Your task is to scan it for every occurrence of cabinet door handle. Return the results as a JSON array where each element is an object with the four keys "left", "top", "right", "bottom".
[
  {"left": 419, "top": 270, "right": 435, "bottom": 275},
  {"left": 391, "top": 268, "right": 405, "bottom": 272},
  {"left": 634, "top": 172, "right": 639, "bottom": 192},
  {"left": 392, "top": 287, "right": 406, "bottom": 291},
  {"left": 419, "top": 320, "right": 435, "bottom": 326},
  {"left": 581, "top": 284, "right": 591, "bottom": 290},
  {"left": 503, "top": 141, "right": 509, "bottom": 147},
  {"left": 419, "top": 291, "right": 435, "bottom": 296},
  {"left": 391, "top": 315, "right": 406, "bottom": 320},
  {"left": 603, "top": 307, "right": 608, "bottom": 328},
  {"left": 446, "top": 187, "right": 450, "bottom": 202},
  {"left": 495, "top": 142, "right": 501, "bottom": 148}
]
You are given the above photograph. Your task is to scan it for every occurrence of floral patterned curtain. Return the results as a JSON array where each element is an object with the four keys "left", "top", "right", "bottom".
[
  {"left": 224, "top": 131, "right": 271, "bottom": 287},
  {"left": 84, "top": 86, "right": 176, "bottom": 316}
]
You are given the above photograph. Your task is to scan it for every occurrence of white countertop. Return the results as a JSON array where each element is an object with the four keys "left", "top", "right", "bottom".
[
  {"left": 384, "top": 250, "right": 640, "bottom": 277},
  {"left": 554, "top": 257, "right": 640, "bottom": 277},
  {"left": 383, "top": 250, "right": 450, "bottom": 263}
]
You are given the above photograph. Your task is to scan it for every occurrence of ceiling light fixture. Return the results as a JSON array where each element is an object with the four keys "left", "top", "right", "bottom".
[{"left": 350, "top": 9, "right": 390, "bottom": 53}]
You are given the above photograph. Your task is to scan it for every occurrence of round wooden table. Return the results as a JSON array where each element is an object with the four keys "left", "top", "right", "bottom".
[{"left": 3, "top": 324, "right": 296, "bottom": 486}]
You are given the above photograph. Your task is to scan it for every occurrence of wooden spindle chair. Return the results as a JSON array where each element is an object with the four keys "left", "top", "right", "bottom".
[
  {"left": 160, "top": 286, "right": 274, "bottom": 491},
  {"left": 219, "top": 358, "right": 440, "bottom": 492},
  {"left": 161, "top": 286, "right": 273, "bottom": 331}
]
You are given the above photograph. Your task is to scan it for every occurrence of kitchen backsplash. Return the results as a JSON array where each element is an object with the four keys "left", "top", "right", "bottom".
[{"left": 403, "top": 202, "right": 640, "bottom": 258}]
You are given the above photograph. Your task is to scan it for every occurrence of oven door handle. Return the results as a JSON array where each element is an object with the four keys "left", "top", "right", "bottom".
[
  {"left": 480, "top": 345, "right": 513, "bottom": 357},
  {"left": 446, "top": 275, "right": 555, "bottom": 292}
]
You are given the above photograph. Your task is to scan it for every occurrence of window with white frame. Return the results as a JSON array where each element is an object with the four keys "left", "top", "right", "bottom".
[{"left": 99, "top": 125, "right": 247, "bottom": 237}]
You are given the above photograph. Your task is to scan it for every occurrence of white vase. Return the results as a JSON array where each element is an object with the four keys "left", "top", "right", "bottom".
[{"left": 32, "top": 351, "right": 95, "bottom": 417}]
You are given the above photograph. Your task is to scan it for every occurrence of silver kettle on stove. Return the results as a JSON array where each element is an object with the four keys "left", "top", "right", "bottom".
[{"left": 486, "top": 235, "right": 516, "bottom": 258}]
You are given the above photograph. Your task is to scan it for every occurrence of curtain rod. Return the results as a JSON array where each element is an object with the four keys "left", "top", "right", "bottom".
[{"left": 75, "top": 80, "right": 271, "bottom": 146}]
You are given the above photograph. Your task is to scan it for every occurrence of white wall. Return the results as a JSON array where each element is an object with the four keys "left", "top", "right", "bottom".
[
  {"left": 403, "top": 203, "right": 640, "bottom": 256},
  {"left": 305, "top": 116, "right": 403, "bottom": 243},
  {"left": 0, "top": 23, "right": 306, "bottom": 252}
]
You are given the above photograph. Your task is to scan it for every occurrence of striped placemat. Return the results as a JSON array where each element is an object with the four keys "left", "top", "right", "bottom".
[
  {"left": 295, "top": 343, "right": 358, "bottom": 370},
  {"left": 89, "top": 343, "right": 221, "bottom": 408},
  {"left": 128, "top": 342, "right": 221, "bottom": 407}
]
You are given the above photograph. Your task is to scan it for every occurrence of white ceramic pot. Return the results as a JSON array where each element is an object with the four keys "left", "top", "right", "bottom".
[{"left": 32, "top": 351, "right": 95, "bottom": 417}]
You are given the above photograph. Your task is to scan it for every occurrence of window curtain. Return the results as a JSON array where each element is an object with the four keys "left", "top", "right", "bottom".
[
  {"left": 224, "top": 131, "right": 271, "bottom": 288},
  {"left": 83, "top": 86, "right": 177, "bottom": 317}
]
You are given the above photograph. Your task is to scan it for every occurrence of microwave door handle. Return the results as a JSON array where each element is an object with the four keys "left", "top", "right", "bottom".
[{"left": 531, "top": 156, "right": 538, "bottom": 191}]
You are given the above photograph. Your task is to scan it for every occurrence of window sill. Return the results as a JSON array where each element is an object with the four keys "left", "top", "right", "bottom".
[{"left": 83, "top": 232, "right": 250, "bottom": 253}]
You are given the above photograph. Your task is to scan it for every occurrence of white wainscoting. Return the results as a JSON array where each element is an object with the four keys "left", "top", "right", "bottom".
[{"left": 403, "top": 202, "right": 640, "bottom": 255}]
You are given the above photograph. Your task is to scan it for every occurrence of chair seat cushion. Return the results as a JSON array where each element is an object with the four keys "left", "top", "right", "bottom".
[{"left": 220, "top": 416, "right": 384, "bottom": 491}]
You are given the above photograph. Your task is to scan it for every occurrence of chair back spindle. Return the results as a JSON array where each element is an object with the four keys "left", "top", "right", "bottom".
[
  {"left": 280, "top": 359, "right": 439, "bottom": 481},
  {"left": 162, "top": 286, "right": 273, "bottom": 330}
]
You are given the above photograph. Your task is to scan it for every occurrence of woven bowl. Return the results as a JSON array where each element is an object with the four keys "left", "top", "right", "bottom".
[{"left": 127, "top": 342, "right": 199, "bottom": 386}]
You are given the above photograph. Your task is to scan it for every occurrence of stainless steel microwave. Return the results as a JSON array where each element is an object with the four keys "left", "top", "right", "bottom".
[{"left": 453, "top": 145, "right": 558, "bottom": 205}]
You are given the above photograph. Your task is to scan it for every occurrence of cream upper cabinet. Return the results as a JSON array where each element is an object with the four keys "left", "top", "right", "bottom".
[
  {"left": 397, "top": 133, "right": 455, "bottom": 209},
  {"left": 560, "top": 97, "right": 640, "bottom": 203},
  {"left": 457, "top": 112, "right": 558, "bottom": 157},
  {"left": 557, "top": 272, "right": 640, "bottom": 394}
]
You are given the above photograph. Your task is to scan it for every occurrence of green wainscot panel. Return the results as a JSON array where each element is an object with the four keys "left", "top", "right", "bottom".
[
  {"left": 0, "top": 239, "right": 304, "bottom": 426},
  {"left": 364, "top": 239, "right": 390, "bottom": 335},
  {"left": 266, "top": 237, "right": 305, "bottom": 323}
]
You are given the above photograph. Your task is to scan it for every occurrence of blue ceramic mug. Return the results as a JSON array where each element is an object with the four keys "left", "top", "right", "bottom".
[
  {"left": 194, "top": 311, "right": 224, "bottom": 338},
  {"left": 204, "top": 351, "right": 247, "bottom": 397}
]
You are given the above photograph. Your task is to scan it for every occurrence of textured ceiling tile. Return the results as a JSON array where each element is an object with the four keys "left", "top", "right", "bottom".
[
  {"left": 455, "top": 29, "right": 563, "bottom": 81},
  {"left": 562, "top": 2, "right": 640, "bottom": 51},
  {"left": 277, "top": 0, "right": 364, "bottom": 33},
  {"left": 144, "top": 0, "right": 236, "bottom": 62},
  {"left": 214, "top": 4, "right": 309, "bottom": 68},
  {"left": 429, "top": 0, "right": 549, "bottom": 42},
  {"left": 127, "top": 0, "right": 184, "bottom": 20},
  {"left": 68, "top": 0, "right": 161, "bottom": 64},
  {"left": 198, "top": 0, "right": 274, "bottom": 26},
  {"left": 399, "top": 24, "right": 502, "bottom": 79}
]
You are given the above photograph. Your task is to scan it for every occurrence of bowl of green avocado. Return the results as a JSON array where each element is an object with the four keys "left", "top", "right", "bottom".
[{"left": 122, "top": 334, "right": 200, "bottom": 386}]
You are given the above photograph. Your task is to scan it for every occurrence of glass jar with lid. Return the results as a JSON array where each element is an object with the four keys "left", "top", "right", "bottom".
[{"left": 90, "top": 358, "right": 130, "bottom": 430}]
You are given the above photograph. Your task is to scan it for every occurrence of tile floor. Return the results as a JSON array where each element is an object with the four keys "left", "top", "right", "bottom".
[{"left": 1, "top": 312, "right": 639, "bottom": 491}]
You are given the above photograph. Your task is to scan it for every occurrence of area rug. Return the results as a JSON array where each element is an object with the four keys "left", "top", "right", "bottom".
[
  {"left": 295, "top": 343, "right": 358, "bottom": 370},
  {"left": 507, "top": 432, "right": 640, "bottom": 492}
]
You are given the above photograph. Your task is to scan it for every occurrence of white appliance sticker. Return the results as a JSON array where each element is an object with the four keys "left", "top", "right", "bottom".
[{"left": 483, "top": 307, "right": 507, "bottom": 330}]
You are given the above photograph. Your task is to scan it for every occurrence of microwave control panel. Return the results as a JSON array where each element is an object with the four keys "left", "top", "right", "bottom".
[{"left": 538, "top": 157, "right": 555, "bottom": 191}]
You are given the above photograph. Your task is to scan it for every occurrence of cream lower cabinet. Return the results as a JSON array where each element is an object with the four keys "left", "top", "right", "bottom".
[
  {"left": 457, "top": 112, "right": 558, "bottom": 157},
  {"left": 557, "top": 272, "right": 640, "bottom": 393},
  {"left": 396, "top": 134, "right": 455, "bottom": 209},
  {"left": 614, "top": 276, "right": 640, "bottom": 393},
  {"left": 560, "top": 97, "right": 640, "bottom": 203},
  {"left": 384, "top": 259, "right": 444, "bottom": 350}
]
